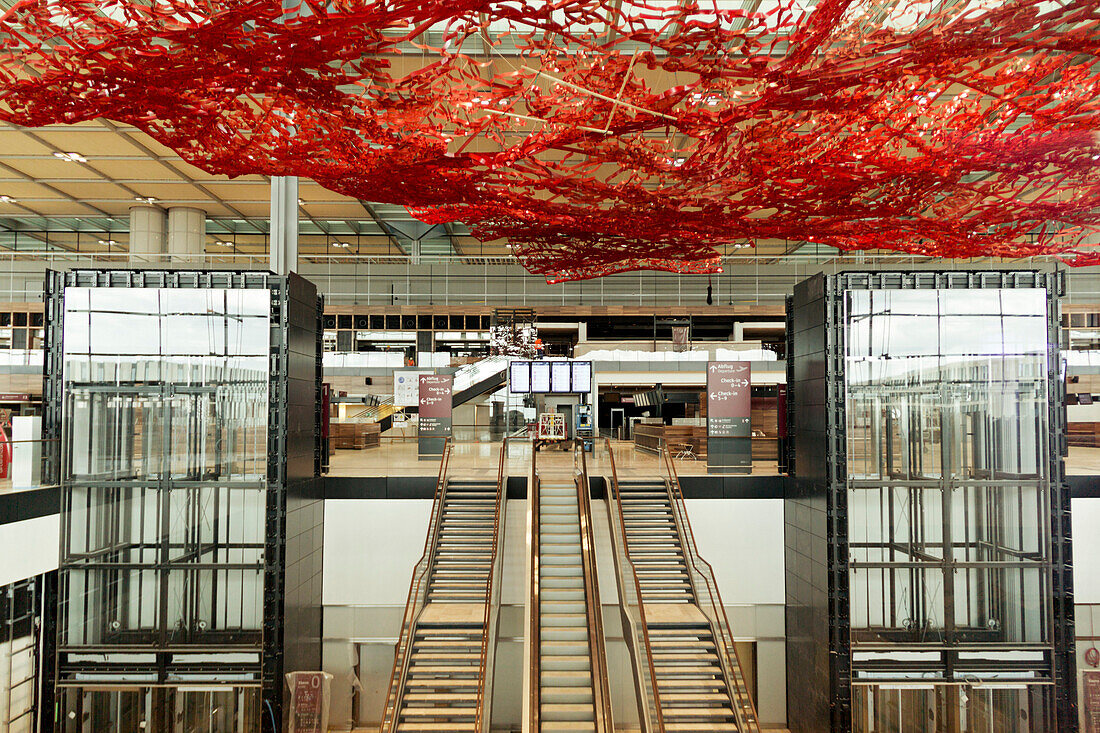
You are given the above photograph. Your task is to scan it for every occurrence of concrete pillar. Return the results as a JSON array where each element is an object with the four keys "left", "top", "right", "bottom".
[
  {"left": 270, "top": 176, "right": 298, "bottom": 275},
  {"left": 167, "top": 207, "right": 206, "bottom": 263},
  {"left": 128, "top": 205, "right": 167, "bottom": 260}
]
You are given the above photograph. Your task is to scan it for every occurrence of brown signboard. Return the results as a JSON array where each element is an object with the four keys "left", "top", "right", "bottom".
[
  {"left": 1086, "top": 670, "right": 1100, "bottom": 733},
  {"left": 418, "top": 374, "right": 453, "bottom": 438},
  {"left": 707, "top": 361, "right": 751, "bottom": 437},
  {"left": 287, "top": 671, "right": 330, "bottom": 733}
]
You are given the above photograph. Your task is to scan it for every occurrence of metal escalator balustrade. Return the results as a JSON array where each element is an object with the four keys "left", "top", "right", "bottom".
[
  {"left": 528, "top": 445, "right": 614, "bottom": 733},
  {"left": 605, "top": 439, "right": 761, "bottom": 733},
  {"left": 380, "top": 439, "right": 508, "bottom": 733},
  {"left": 451, "top": 354, "right": 511, "bottom": 406}
]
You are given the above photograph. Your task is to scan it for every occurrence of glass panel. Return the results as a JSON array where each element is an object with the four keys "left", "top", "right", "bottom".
[
  {"left": 845, "top": 288, "right": 1054, "bottom": 658},
  {"left": 59, "top": 287, "right": 271, "bottom": 652},
  {"left": 852, "top": 684, "right": 1052, "bottom": 733}
]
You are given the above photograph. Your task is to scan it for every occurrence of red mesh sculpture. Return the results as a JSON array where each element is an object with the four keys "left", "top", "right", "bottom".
[{"left": 1, "top": 0, "right": 1098, "bottom": 281}]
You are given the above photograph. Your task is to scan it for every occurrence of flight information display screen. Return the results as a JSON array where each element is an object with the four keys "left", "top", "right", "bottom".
[
  {"left": 531, "top": 361, "right": 551, "bottom": 393},
  {"left": 571, "top": 361, "right": 592, "bottom": 393},
  {"left": 509, "top": 361, "right": 531, "bottom": 393},
  {"left": 550, "top": 361, "right": 572, "bottom": 392},
  {"left": 508, "top": 360, "right": 593, "bottom": 393}
]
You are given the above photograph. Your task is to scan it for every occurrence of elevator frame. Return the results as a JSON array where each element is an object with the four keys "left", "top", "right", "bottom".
[
  {"left": 785, "top": 271, "right": 1075, "bottom": 732},
  {"left": 42, "top": 269, "right": 324, "bottom": 732}
]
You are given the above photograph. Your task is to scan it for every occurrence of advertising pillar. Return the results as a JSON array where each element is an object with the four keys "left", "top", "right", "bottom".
[
  {"left": 418, "top": 374, "right": 453, "bottom": 458},
  {"left": 707, "top": 361, "right": 751, "bottom": 473}
]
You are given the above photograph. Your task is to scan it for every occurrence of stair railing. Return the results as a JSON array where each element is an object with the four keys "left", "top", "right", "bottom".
[
  {"left": 659, "top": 446, "right": 762, "bottom": 733},
  {"left": 601, "top": 437, "right": 666, "bottom": 732},
  {"left": 473, "top": 437, "right": 509, "bottom": 733},
  {"left": 527, "top": 442, "right": 541, "bottom": 731},
  {"left": 575, "top": 444, "right": 615, "bottom": 732},
  {"left": 378, "top": 438, "right": 453, "bottom": 733}
]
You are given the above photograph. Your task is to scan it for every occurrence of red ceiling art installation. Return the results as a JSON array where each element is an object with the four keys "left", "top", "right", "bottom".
[{"left": 0, "top": 0, "right": 1098, "bottom": 281}]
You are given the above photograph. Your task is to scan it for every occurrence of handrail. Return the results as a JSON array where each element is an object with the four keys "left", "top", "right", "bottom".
[
  {"left": 527, "top": 442, "right": 541, "bottom": 731},
  {"left": 659, "top": 446, "right": 762, "bottom": 733},
  {"left": 575, "top": 444, "right": 615, "bottom": 732},
  {"left": 379, "top": 438, "right": 454, "bottom": 733},
  {"left": 473, "top": 436, "right": 509, "bottom": 733},
  {"left": 601, "top": 437, "right": 666, "bottom": 732}
]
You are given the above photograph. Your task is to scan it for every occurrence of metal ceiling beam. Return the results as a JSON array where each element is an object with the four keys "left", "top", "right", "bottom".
[
  {"left": 358, "top": 200, "right": 409, "bottom": 256},
  {"left": 442, "top": 221, "right": 464, "bottom": 256},
  {"left": 98, "top": 119, "right": 268, "bottom": 235},
  {"left": 0, "top": 159, "right": 111, "bottom": 218}
]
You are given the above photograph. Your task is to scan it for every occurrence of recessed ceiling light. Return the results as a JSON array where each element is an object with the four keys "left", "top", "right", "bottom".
[
  {"left": 214, "top": 240, "right": 235, "bottom": 247},
  {"left": 53, "top": 151, "right": 87, "bottom": 163},
  {"left": 0, "top": 195, "right": 16, "bottom": 204},
  {"left": 97, "top": 239, "right": 117, "bottom": 246},
  {"left": 332, "top": 241, "right": 350, "bottom": 248},
  {"left": 134, "top": 196, "right": 158, "bottom": 204},
  {"left": 297, "top": 198, "right": 304, "bottom": 205}
]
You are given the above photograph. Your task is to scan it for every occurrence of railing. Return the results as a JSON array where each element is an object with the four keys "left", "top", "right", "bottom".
[
  {"left": 527, "top": 442, "right": 541, "bottom": 731},
  {"left": 473, "top": 436, "right": 510, "bottom": 733},
  {"left": 575, "top": 444, "right": 615, "bottom": 732},
  {"left": 378, "top": 439, "right": 453, "bottom": 733},
  {"left": 659, "top": 446, "right": 762, "bottom": 733},
  {"left": 601, "top": 437, "right": 666, "bottom": 732}
]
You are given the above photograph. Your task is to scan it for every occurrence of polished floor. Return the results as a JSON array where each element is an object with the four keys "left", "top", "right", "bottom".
[
  {"left": 327, "top": 438, "right": 780, "bottom": 478},
  {"left": 327, "top": 439, "right": 1100, "bottom": 478}
]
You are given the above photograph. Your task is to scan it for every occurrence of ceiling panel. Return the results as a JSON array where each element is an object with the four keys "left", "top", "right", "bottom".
[
  {"left": 0, "top": 130, "right": 55, "bottom": 155},
  {"left": 83, "top": 159, "right": 179, "bottom": 180},
  {"left": 303, "top": 203, "right": 369, "bottom": 218},
  {"left": 26, "top": 128, "right": 149, "bottom": 156},
  {"left": 50, "top": 181, "right": 134, "bottom": 201}
]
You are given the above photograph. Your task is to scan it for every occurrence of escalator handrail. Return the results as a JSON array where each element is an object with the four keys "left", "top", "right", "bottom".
[
  {"left": 379, "top": 437, "right": 454, "bottom": 733},
  {"left": 527, "top": 442, "right": 541, "bottom": 731},
  {"left": 659, "top": 446, "right": 761, "bottom": 732},
  {"left": 602, "top": 437, "right": 666, "bottom": 732},
  {"left": 473, "top": 436, "right": 509, "bottom": 733},
  {"left": 576, "top": 444, "right": 615, "bottom": 732}
]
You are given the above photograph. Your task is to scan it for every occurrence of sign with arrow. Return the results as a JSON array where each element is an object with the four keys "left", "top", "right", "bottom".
[{"left": 707, "top": 361, "right": 751, "bottom": 438}]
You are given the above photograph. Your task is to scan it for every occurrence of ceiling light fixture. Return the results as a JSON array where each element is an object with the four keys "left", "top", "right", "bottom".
[
  {"left": 332, "top": 241, "right": 350, "bottom": 248},
  {"left": 0, "top": 195, "right": 16, "bottom": 203},
  {"left": 53, "top": 151, "right": 87, "bottom": 162},
  {"left": 214, "top": 240, "right": 235, "bottom": 247},
  {"left": 134, "top": 196, "right": 158, "bottom": 204},
  {"left": 97, "top": 239, "right": 117, "bottom": 246}
]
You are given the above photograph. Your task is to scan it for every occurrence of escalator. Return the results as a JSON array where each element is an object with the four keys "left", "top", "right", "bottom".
[
  {"left": 380, "top": 440, "right": 508, "bottom": 733},
  {"left": 451, "top": 355, "right": 510, "bottom": 407},
  {"left": 527, "top": 446, "right": 613, "bottom": 732},
  {"left": 602, "top": 439, "right": 760, "bottom": 733}
]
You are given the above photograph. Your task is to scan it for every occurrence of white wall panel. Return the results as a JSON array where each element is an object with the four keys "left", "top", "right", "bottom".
[
  {"left": 0, "top": 514, "right": 58, "bottom": 587},
  {"left": 1073, "top": 498, "right": 1100, "bottom": 604},
  {"left": 322, "top": 499, "right": 433, "bottom": 606},
  {"left": 682, "top": 499, "right": 785, "bottom": 605}
]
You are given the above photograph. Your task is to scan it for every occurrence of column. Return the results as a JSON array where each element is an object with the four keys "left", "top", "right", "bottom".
[
  {"left": 167, "top": 206, "right": 206, "bottom": 263},
  {"left": 270, "top": 177, "right": 298, "bottom": 275},
  {"left": 128, "top": 205, "right": 167, "bottom": 260}
]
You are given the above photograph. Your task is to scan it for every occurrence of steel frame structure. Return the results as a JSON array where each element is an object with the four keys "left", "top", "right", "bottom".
[
  {"left": 42, "top": 269, "right": 323, "bottom": 732},
  {"left": 786, "top": 271, "right": 1076, "bottom": 733}
]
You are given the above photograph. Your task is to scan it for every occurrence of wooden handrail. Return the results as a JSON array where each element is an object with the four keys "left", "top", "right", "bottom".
[
  {"left": 602, "top": 437, "right": 666, "bottom": 732},
  {"left": 659, "top": 446, "right": 761, "bottom": 732},
  {"left": 527, "top": 441, "right": 541, "bottom": 731},
  {"left": 576, "top": 444, "right": 615, "bottom": 732},
  {"left": 379, "top": 438, "right": 453, "bottom": 733},
  {"left": 472, "top": 437, "right": 509, "bottom": 733}
]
